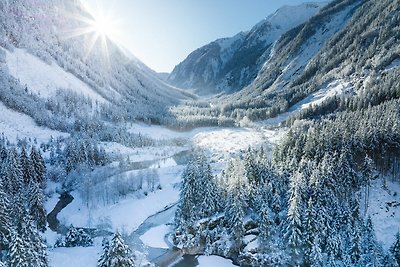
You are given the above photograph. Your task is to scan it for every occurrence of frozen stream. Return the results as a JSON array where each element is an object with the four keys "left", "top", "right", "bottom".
[{"left": 48, "top": 124, "right": 279, "bottom": 267}]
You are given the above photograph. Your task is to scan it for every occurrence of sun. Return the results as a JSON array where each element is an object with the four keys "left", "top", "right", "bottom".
[
  {"left": 63, "top": 2, "right": 122, "bottom": 62},
  {"left": 90, "top": 12, "right": 115, "bottom": 39}
]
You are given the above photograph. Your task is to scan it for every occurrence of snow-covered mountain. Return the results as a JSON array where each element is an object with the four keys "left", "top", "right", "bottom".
[
  {"left": 168, "top": 2, "right": 327, "bottom": 94},
  {"left": 0, "top": 0, "right": 192, "bottom": 142}
]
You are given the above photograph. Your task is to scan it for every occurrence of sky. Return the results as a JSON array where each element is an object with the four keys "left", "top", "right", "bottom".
[{"left": 83, "top": 0, "right": 328, "bottom": 73}]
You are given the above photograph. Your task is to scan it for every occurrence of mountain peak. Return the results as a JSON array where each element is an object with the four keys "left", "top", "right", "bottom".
[{"left": 168, "top": 2, "right": 326, "bottom": 94}]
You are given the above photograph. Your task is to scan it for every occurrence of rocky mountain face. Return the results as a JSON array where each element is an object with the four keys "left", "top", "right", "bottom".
[
  {"left": 168, "top": 2, "right": 327, "bottom": 94},
  {"left": 170, "top": 0, "right": 400, "bottom": 129}
]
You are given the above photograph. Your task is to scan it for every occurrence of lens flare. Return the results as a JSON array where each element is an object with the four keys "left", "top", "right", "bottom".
[{"left": 62, "top": 1, "right": 121, "bottom": 64}]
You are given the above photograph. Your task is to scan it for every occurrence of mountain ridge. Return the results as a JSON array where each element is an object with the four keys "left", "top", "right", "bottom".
[{"left": 168, "top": 2, "right": 327, "bottom": 94}]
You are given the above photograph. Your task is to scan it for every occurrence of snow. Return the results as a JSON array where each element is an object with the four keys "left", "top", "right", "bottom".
[
  {"left": 384, "top": 58, "right": 400, "bottom": 72},
  {"left": 140, "top": 224, "right": 171, "bottom": 249},
  {"left": 290, "top": 80, "right": 352, "bottom": 111},
  {"left": 48, "top": 246, "right": 101, "bottom": 267},
  {"left": 244, "top": 239, "right": 259, "bottom": 252},
  {"left": 101, "top": 141, "right": 187, "bottom": 162},
  {"left": 193, "top": 127, "right": 266, "bottom": 161},
  {"left": 266, "top": 2, "right": 359, "bottom": 85},
  {"left": 4, "top": 48, "right": 107, "bottom": 103},
  {"left": 57, "top": 165, "right": 184, "bottom": 233},
  {"left": 197, "top": 255, "right": 236, "bottom": 267},
  {"left": 128, "top": 123, "right": 270, "bottom": 162},
  {"left": 266, "top": 2, "right": 327, "bottom": 31},
  {"left": 365, "top": 178, "right": 400, "bottom": 250},
  {"left": 128, "top": 123, "right": 193, "bottom": 140},
  {"left": 257, "top": 79, "right": 353, "bottom": 128},
  {"left": 43, "top": 230, "right": 60, "bottom": 248},
  {"left": 0, "top": 101, "right": 69, "bottom": 143}
]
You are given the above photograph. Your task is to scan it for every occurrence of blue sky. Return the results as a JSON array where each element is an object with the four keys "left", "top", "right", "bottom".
[{"left": 83, "top": 0, "right": 328, "bottom": 73}]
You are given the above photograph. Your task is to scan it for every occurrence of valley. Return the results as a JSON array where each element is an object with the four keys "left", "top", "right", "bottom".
[
  {"left": 44, "top": 122, "right": 279, "bottom": 267},
  {"left": 0, "top": 0, "right": 400, "bottom": 266}
]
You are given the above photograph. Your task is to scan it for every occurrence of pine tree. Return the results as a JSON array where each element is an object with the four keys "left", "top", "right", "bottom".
[
  {"left": 258, "top": 203, "right": 272, "bottom": 245},
  {"left": 30, "top": 147, "right": 45, "bottom": 186},
  {"left": 97, "top": 232, "right": 135, "bottom": 267},
  {"left": 175, "top": 150, "right": 220, "bottom": 225},
  {"left": 19, "top": 217, "right": 48, "bottom": 267},
  {"left": 0, "top": 178, "right": 11, "bottom": 249},
  {"left": 9, "top": 230, "right": 28, "bottom": 267},
  {"left": 391, "top": 232, "right": 400, "bottom": 266},
  {"left": 175, "top": 160, "right": 197, "bottom": 225},
  {"left": 28, "top": 181, "right": 47, "bottom": 232},
  {"left": 309, "top": 237, "right": 323, "bottom": 267},
  {"left": 4, "top": 148, "right": 23, "bottom": 195},
  {"left": 58, "top": 225, "right": 93, "bottom": 247},
  {"left": 19, "top": 146, "right": 32, "bottom": 185},
  {"left": 285, "top": 172, "right": 305, "bottom": 265}
]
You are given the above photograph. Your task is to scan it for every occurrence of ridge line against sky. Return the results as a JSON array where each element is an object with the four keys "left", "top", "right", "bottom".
[{"left": 82, "top": 0, "right": 329, "bottom": 73}]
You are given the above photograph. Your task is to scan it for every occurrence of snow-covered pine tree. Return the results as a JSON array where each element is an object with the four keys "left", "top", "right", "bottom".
[
  {"left": 57, "top": 225, "right": 93, "bottom": 247},
  {"left": 309, "top": 236, "right": 323, "bottom": 267},
  {"left": 175, "top": 150, "right": 220, "bottom": 225},
  {"left": 19, "top": 217, "right": 48, "bottom": 267},
  {"left": 4, "top": 148, "right": 23, "bottom": 195},
  {"left": 9, "top": 230, "right": 28, "bottom": 267},
  {"left": 225, "top": 159, "right": 248, "bottom": 255},
  {"left": 19, "top": 146, "right": 32, "bottom": 185},
  {"left": 98, "top": 232, "right": 135, "bottom": 267},
  {"left": 0, "top": 178, "right": 11, "bottom": 249},
  {"left": 258, "top": 202, "right": 272, "bottom": 249},
  {"left": 285, "top": 171, "right": 305, "bottom": 266},
  {"left": 28, "top": 181, "right": 47, "bottom": 232},
  {"left": 391, "top": 232, "right": 400, "bottom": 266},
  {"left": 199, "top": 161, "right": 222, "bottom": 218},
  {"left": 348, "top": 204, "right": 362, "bottom": 265},
  {"left": 30, "top": 146, "right": 46, "bottom": 186},
  {"left": 175, "top": 159, "right": 197, "bottom": 225}
]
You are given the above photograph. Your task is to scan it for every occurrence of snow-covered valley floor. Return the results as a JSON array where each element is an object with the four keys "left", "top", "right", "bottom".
[{"left": 46, "top": 123, "right": 274, "bottom": 267}]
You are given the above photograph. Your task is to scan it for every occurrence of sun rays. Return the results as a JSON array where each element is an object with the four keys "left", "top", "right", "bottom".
[{"left": 62, "top": 1, "right": 121, "bottom": 64}]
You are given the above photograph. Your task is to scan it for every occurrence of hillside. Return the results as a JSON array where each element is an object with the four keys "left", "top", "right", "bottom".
[
  {"left": 170, "top": 0, "right": 400, "bottom": 266},
  {"left": 168, "top": 2, "right": 326, "bottom": 94},
  {"left": 0, "top": 0, "right": 192, "bottom": 143},
  {"left": 0, "top": 0, "right": 400, "bottom": 267},
  {"left": 170, "top": 0, "right": 400, "bottom": 128}
]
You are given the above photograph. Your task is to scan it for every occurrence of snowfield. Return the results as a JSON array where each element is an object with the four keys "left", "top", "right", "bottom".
[
  {"left": 193, "top": 127, "right": 266, "bottom": 161},
  {"left": 0, "top": 101, "right": 69, "bottom": 143},
  {"left": 291, "top": 79, "right": 352, "bottom": 111},
  {"left": 140, "top": 224, "right": 171, "bottom": 249},
  {"left": 129, "top": 123, "right": 271, "bottom": 162},
  {"left": 4, "top": 48, "right": 107, "bottom": 103},
  {"left": 366, "top": 178, "right": 400, "bottom": 250},
  {"left": 57, "top": 164, "right": 184, "bottom": 233},
  {"left": 101, "top": 141, "right": 188, "bottom": 162},
  {"left": 197, "top": 255, "right": 236, "bottom": 267},
  {"left": 49, "top": 245, "right": 101, "bottom": 267}
]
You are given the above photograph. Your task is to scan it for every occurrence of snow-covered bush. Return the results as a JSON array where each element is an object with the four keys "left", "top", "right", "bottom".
[{"left": 55, "top": 225, "right": 93, "bottom": 247}]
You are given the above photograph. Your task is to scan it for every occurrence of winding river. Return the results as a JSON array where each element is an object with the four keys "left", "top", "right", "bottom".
[{"left": 47, "top": 149, "right": 207, "bottom": 266}]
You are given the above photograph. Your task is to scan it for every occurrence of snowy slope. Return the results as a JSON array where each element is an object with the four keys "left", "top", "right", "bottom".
[
  {"left": 366, "top": 178, "right": 400, "bottom": 250},
  {"left": 4, "top": 48, "right": 107, "bottom": 103},
  {"left": 0, "top": 101, "right": 69, "bottom": 143},
  {"left": 169, "top": 2, "right": 326, "bottom": 94},
  {"left": 263, "top": 2, "right": 360, "bottom": 91},
  {"left": 0, "top": 0, "right": 191, "bottom": 129}
]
